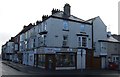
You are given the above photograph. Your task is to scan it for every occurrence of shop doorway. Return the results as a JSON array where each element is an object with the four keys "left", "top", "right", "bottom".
[
  {"left": 34, "top": 54, "right": 38, "bottom": 67},
  {"left": 86, "top": 49, "right": 94, "bottom": 69},
  {"left": 45, "top": 54, "right": 56, "bottom": 70}
]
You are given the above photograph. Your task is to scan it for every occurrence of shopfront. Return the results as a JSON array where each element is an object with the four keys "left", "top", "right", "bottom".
[
  {"left": 35, "top": 47, "right": 87, "bottom": 70},
  {"left": 55, "top": 52, "right": 76, "bottom": 70}
]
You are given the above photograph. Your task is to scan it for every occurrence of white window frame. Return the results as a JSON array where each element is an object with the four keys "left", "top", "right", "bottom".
[
  {"left": 78, "top": 36, "right": 87, "bottom": 47},
  {"left": 40, "top": 35, "right": 46, "bottom": 46},
  {"left": 42, "top": 22, "right": 47, "bottom": 31},
  {"left": 112, "top": 55, "right": 119, "bottom": 63}
]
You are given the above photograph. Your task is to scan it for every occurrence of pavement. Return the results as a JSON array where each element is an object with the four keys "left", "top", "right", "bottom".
[{"left": 2, "top": 60, "right": 120, "bottom": 76}]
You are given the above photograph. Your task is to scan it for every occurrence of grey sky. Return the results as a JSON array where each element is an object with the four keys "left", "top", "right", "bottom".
[{"left": 0, "top": 0, "right": 119, "bottom": 53}]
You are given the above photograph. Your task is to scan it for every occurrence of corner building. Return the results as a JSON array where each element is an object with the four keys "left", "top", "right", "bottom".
[{"left": 21, "top": 4, "right": 93, "bottom": 70}]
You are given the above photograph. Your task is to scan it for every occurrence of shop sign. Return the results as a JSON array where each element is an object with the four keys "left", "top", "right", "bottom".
[
  {"left": 54, "top": 48, "right": 61, "bottom": 52},
  {"left": 44, "top": 48, "right": 55, "bottom": 53},
  {"left": 67, "top": 48, "right": 72, "bottom": 52}
]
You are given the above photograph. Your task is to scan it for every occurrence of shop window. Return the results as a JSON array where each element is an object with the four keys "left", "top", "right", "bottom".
[
  {"left": 56, "top": 53, "right": 75, "bottom": 67},
  {"left": 38, "top": 55, "right": 45, "bottom": 67}
]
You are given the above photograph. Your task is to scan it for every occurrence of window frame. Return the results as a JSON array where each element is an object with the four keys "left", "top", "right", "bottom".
[
  {"left": 63, "top": 35, "right": 68, "bottom": 46},
  {"left": 80, "top": 24, "right": 85, "bottom": 32},
  {"left": 78, "top": 36, "right": 87, "bottom": 47},
  {"left": 63, "top": 20, "right": 69, "bottom": 31}
]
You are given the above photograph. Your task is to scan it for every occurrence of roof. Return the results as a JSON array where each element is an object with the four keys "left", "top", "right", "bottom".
[
  {"left": 16, "top": 6, "right": 93, "bottom": 35},
  {"left": 99, "top": 36, "right": 120, "bottom": 43},
  {"left": 87, "top": 16, "right": 99, "bottom": 21},
  {"left": 112, "top": 34, "right": 120, "bottom": 41},
  {"left": 50, "top": 11, "right": 91, "bottom": 24},
  {"left": 18, "top": 23, "right": 35, "bottom": 34},
  {"left": 107, "top": 36, "right": 119, "bottom": 42},
  {"left": 18, "top": 8, "right": 92, "bottom": 35},
  {"left": 86, "top": 16, "right": 99, "bottom": 23}
]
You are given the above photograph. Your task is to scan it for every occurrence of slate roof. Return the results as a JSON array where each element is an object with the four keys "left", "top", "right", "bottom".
[
  {"left": 99, "top": 36, "right": 120, "bottom": 43},
  {"left": 86, "top": 16, "right": 99, "bottom": 23},
  {"left": 107, "top": 36, "right": 119, "bottom": 42},
  {"left": 51, "top": 11, "right": 91, "bottom": 24}
]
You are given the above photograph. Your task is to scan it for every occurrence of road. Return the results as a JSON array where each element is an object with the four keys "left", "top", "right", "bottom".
[
  {"left": 0, "top": 58, "right": 120, "bottom": 77},
  {"left": 0, "top": 58, "right": 31, "bottom": 76}
]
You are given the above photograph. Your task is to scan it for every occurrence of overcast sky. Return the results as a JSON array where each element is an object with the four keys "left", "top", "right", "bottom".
[{"left": 0, "top": 0, "right": 119, "bottom": 53}]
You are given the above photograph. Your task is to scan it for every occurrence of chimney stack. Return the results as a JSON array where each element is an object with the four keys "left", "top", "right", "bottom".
[
  {"left": 64, "top": 3, "right": 71, "bottom": 17},
  {"left": 52, "top": 8, "right": 60, "bottom": 15},
  {"left": 36, "top": 20, "right": 41, "bottom": 25},
  {"left": 107, "top": 31, "right": 111, "bottom": 37},
  {"left": 42, "top": 15, "right": 49, "bottom": 21},
  {"left": 23, "top": 25, "right": 27, "bottom": 29}
]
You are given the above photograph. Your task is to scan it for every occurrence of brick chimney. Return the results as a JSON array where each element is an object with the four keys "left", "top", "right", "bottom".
[{"left": 64, "top": 3, "right": 71, "bottom": 17}]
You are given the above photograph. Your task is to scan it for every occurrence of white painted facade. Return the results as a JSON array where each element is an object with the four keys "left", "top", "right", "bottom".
[
  {"left": 3, "top": 4, "right": 117, "bottom": 70},
  {"left": 77, "top": 49, "right": 86, "bottom": 69}
]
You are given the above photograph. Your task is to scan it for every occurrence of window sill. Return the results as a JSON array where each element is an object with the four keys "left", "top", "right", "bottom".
[
  {"left": 63, "top": 29, "right": 69, "bottom": 31},
  {"left": 77, "top": 47, "right": 88, "bottom": 49},
  {"left": 39, "top": 31, "right": 48, "bottom": 35},
  {"left": 62, "top": 46, "right": 69, "bottom": 48}
]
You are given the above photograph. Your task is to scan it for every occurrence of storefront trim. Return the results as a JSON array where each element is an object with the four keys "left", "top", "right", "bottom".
[{"left": 56, "top": 67, "right": 76, "bottom": 70}]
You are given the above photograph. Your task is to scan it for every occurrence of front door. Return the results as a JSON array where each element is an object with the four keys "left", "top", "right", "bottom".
[
  {"left": 86, "top": 49, "right": 94, "bottom": 69},
  {"left": 45, "top": 54, "right": 55, "bottom": 70}
]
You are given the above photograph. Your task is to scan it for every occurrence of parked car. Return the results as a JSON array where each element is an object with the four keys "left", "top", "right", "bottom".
[{"left": 108, "top": 62, "right": 119, "bottom": 70}]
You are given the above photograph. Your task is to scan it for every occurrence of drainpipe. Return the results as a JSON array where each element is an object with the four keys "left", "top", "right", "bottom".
[
  {"left": 91, "top": 21, "right": 94, "bottom": 51},
  {"left": 91, "top": 20, "right": 94, "bottom": 69}
]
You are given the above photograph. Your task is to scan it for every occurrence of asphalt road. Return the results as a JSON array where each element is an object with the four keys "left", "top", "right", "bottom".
[
  {"left": 0, "top": 58, "right": 120, "bottom": 77},
  {"left": 1, "top": 59, "right": 31, "bottom": 76}
]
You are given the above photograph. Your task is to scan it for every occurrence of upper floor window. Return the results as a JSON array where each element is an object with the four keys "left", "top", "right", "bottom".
[
  {"left": 78, "top": 37, "right": 81, "bottom": 47},
  {"left": 38, "top": 25, "right": 41, "bottom": 33},
  {"left": 33, "top": 39, "right": 35, "bottom": 48},
  {"left": 40, "top": 35, "right": 46, "bottom": 46},
  {"left": 82, "top": 37, "right": 87, "bottom": 47},
  {"left": 80, "top": 25, "right": 85, "bottom": 32},
  {"left": 63, "top": 35, "right": 68, "bottom": 46},
  {"left": 63, "top": 20, "right": 69, "bottom": 31},
  {"left": 24, "top": 40, "right": 28, "bottom": 49},
  {"left": 78, "top": 36, "right": 87, "bottom": 47},
  {"left": 42, "top": 22, "right": 47, "bottom": 31},
  {"left": 15, "top": 44, "right": 18, "bottom": 51}
]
